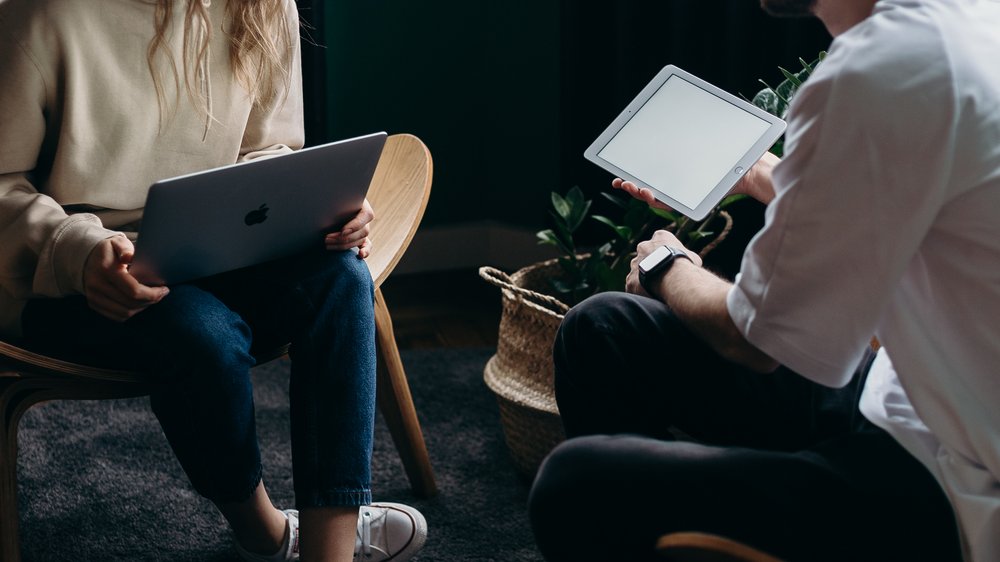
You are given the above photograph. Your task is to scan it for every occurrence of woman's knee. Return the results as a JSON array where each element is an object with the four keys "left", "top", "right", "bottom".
[
  {"left": 313, "top": 250, "right": 374, "bottom": 293},
  {"left": 134, "top": 284, "right": 253, "bottom": 375}
]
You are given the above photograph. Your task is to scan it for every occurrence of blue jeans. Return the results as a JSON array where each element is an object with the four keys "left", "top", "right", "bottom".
[{"left": 20, "top": 249, "right": 376, "bottom": 508}]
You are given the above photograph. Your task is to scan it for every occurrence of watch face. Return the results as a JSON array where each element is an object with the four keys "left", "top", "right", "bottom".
[{"left": 639, "top": 245, "right": 674, "bottom": 273}]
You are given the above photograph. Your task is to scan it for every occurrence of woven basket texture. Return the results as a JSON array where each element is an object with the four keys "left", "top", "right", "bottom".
[{"left": 480, "top": 259, "right": 569, "bottom": 477}]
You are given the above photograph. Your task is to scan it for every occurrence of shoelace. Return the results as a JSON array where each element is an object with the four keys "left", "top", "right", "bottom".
[{"left": 360, "top": 509, "right": 372, "bottom": 557}]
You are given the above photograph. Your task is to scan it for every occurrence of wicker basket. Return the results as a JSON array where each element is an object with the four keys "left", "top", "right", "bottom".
[{"left": 479, "top": 260, "right": 570, "bottom": 478}]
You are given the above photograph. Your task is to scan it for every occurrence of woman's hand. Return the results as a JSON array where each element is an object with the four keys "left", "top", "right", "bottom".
[
  {"left": 325, "top": 198, "right": 375, "bottom": 259},
  {"left": 83, "top": 236, "right": 169, "bottom": 322}
]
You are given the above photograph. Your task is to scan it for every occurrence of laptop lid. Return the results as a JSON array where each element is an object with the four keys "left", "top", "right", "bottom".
[{"left": 129, "top": 131, "right": 387, "bottom": 286}]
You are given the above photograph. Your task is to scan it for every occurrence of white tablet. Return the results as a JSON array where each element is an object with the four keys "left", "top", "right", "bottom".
[{"left": 584, "top": 65, "right": 786, "bottom": 220}]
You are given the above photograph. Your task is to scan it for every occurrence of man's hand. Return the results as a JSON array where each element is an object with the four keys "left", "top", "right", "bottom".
[
  {"left": 83, "top": 236, "right": 169, "bottom": 322},
  {"left": 611, "top": 177, "right": 674, "bottom": 211},
  {"left": 612, "top": 151, "right": 782, "bottom": 208},
  {"left": 325, "top": 198, "right": 374, "bottom": 259},
  {"left": 626, "top": 230, "right": 702, "bottom": 296},
  {"left": 732, "top": 151, "right": 780, "bottom": 205}
]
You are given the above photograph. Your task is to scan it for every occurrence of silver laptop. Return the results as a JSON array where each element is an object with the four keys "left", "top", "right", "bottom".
[{"left": 128, "top": 131, "right": 387, "bottom": 285}]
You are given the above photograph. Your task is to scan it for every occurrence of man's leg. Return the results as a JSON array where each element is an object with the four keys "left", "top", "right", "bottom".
[
  {"left": 551, "top": 291, "right": 865, "bottom": 447},
  {"left": 529, "top": 291, "right": 960, "bottom": 561},
  {"left": 529, "top": 430, "right": 960, "bottom": 561}
]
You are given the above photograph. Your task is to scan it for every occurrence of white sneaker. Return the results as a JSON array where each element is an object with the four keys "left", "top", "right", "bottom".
[
  {"left": 234, "top": 508, "right": 300, "bottom": 562},
  {"left": 354, "top": 503, "right": 428, "bottom": 561},
  {"left": 234, "top": 503, "right": 427, "bottom": 562}
]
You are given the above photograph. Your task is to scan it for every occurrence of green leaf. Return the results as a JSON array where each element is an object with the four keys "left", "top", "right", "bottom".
[
  {"left": 551, "top": 192, "right": 571, "bottom": 221},
  {"left": 566, "top": 185, "right": 586, "bottom": 207},
  {"left": 536, "top": 229, "right": 560, "bottom": 246},
  {"left": 599, "top": 191, "right": 629, "bottom": 210},
  {"left": 649, "top": 206, "right": 679, "bottom": 223},
  {"left": 550, "top": 278, "right": 588, "bottom": 295},
  {"left": 592, "top": 215, "right": 632, "bottom": 240},
  {"left": 719, "top": 194, "right": 748, "bottom": 208},
  {"left": 778, "top": 66, "right": 803, "bottom": 87},
  {"left": 566, "top": 199, "right": 592, "bottom": 232}
]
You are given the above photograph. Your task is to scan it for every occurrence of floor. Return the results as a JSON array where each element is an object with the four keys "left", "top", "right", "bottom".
[{"left": 379, "top": 268, "right": 502, "bottom": 350}]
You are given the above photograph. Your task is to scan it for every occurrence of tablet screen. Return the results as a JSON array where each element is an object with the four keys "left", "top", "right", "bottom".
[{"left": 596, "top": 75, "right": 772, "bottom": 210}]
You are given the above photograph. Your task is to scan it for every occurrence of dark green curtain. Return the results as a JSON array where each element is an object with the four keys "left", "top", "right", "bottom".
[
  {"left": 295, "top": 0, "right": 830, "bottom": 229},
  {"left": 296, "top": 0, "right": 327, "bottom": 147},
  {"left": 558, "top": 0, "right": 831, "bottom": 199}
]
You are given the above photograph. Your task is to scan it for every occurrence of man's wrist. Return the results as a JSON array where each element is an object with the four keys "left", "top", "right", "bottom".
[{"left": 638, "top": 245, "right": 694, "bottom": 298}]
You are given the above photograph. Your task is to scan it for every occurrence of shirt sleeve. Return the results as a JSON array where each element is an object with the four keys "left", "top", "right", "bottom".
[
  {"left": 238, "top": 0, "right": 305, "bottom": 162},
  {"left": 0, "top": 9, "right": 116, "bottom": 300},
  {"left": 727, "top": 43, "right": 957, "bottom": 387}
]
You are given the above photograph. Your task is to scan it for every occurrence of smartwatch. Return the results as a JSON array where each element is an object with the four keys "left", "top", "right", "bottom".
[{"left": 638, "top": 245, "right": 692, "bottom": 296}]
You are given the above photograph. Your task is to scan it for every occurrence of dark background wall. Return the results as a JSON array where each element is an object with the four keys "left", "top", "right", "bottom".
[{"left": 297, "top": 1, "right": 831, "bottom": 231}]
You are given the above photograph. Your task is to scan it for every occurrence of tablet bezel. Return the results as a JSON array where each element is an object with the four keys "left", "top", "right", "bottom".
[{"left": 583, "top": 64, "right": 786, "bottom": 221}]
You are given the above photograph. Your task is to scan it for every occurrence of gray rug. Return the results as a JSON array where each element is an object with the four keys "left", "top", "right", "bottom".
[{"left": 16, "top": 347, "right": 544, "bottom": 561}]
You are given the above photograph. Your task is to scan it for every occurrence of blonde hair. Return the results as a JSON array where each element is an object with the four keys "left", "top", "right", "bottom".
[{"left": 147, "top": 0, "right": 293, "bottom": 120}]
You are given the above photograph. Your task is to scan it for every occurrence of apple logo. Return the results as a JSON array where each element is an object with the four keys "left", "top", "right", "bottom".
[{"left": 244, "top": 203, "right": 269, "bottom": 226}]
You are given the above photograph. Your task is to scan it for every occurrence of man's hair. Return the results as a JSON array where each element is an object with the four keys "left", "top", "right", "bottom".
[{"left": 147, "top": 0, "right": 294, "bottom": 124}]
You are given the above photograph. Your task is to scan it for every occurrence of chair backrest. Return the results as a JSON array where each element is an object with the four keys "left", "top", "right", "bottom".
[{"left": 364, "top": 133, "right": 433, "bottom": 289}]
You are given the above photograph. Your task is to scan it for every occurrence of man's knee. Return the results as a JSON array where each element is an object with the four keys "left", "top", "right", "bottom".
[
  {"left": 556, "top": 292, "right": 638, "bottom": 362},
  {"left": 529, "top": 436, "right": 638, "bottom": 561}
]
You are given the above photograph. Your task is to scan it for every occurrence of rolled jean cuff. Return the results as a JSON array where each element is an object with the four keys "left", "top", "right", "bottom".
[
  {"left": 200, "top": 464, "right": 264, "bottom": 504},
  {"left": 297, "top": 487, "right": 372, "bottom": 509}
]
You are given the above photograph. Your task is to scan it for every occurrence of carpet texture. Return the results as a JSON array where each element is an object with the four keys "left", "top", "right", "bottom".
[{"left": 15, "top": 347, "right": 545, "bottom": 561}]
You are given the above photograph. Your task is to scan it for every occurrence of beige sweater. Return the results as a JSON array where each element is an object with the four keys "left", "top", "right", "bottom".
[{"left": 0, "top": 0, "right": 304, "bottom": 336}]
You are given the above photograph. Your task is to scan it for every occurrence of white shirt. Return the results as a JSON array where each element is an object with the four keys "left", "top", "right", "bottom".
[{"left": 726, "top": 1, "right": 1000, "bottom": 559}]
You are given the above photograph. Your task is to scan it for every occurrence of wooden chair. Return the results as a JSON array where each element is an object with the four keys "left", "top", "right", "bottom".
[
  {"left": 0, "top": 133, "right": 436, "bottom": 562},
  {"left": 656, "top": 532, "right": 785, "bottom": 562}
]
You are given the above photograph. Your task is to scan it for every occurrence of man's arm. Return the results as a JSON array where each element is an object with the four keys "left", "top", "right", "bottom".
[{"left": 627, "top": 230, "right": 779, "bottom": 373}]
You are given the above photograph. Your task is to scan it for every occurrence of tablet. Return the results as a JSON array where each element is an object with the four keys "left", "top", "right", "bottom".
[{"left": 584, "top": 65, "right": 786, "bottom": 220}]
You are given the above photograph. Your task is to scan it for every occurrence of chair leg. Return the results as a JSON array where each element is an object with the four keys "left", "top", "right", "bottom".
[
  {"left": 0, "top": 377, "right": 35, "bottom": 562},
  {"left": 656, "top": 532, "right": 785, "bottom": 562},
  {"left": 373, "top": 289, "right": 438, "bottom": 498}
]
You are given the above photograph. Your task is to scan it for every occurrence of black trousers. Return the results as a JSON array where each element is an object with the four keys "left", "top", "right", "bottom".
[{"left": 528, "top": 292, "right": 962, "bottom": 562}]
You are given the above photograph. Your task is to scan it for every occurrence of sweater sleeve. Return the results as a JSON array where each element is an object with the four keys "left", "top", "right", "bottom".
[
  {"left": 238, "top": 0, "right": 305, "bottom": 162},
  {"left": 0, "top": 8, "right": 117, "bottom": 300}
]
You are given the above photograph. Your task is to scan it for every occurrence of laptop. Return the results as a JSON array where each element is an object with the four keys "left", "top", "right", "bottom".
[{"left": 128, "top": 131, "right": 387, "bottom": 286}]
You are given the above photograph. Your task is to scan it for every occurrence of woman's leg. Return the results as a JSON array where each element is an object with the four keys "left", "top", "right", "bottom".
[
  {"left": 21, "top": 286, "right": 284, "bottom": 552},
  {"left": 22, "top": 285, "right": 263, "bottom": 500},
  {"left": 206, "top": 249, "right": 376, "bottom": 560}
]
